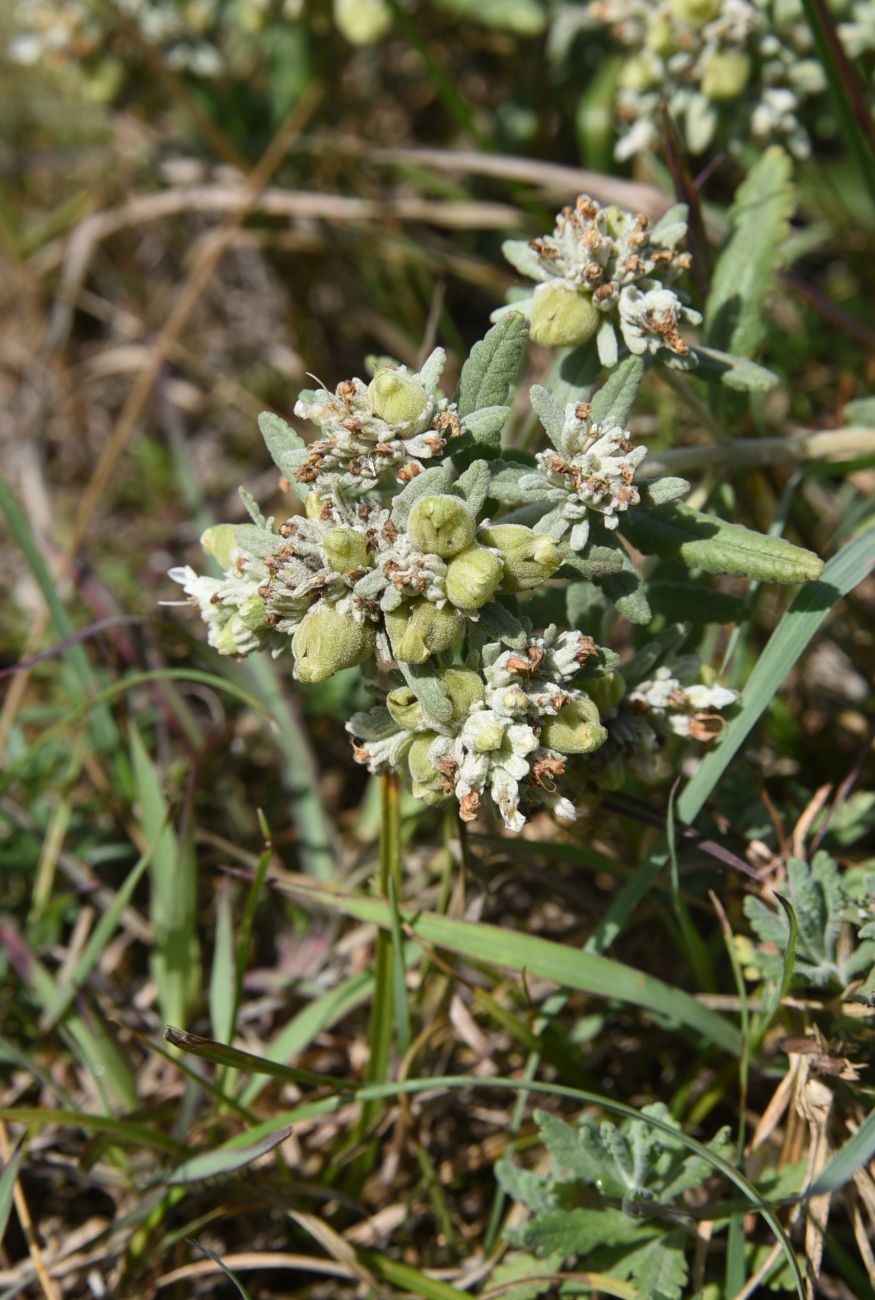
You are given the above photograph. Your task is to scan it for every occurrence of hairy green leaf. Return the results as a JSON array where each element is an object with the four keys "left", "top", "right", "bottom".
[
  {"left": 589, "top": 356, "right": 644, "bottom": 427},
  {"left": 705, "top": 146, "right": 795, "bottom": 358},
  {"left": 621, "top": 502, "right": 823, "bottom": 582},
  {"left": 457, "top": 313, "right": 528, "bottom": 417}
]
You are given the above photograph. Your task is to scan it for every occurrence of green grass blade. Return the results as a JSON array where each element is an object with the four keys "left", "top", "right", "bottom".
[
  {"left": 164, "top": 1027, "right": 352, "bottom": 1090},
  {"left": 0, "top": 1107, "right": 180, "bottom": 1153},
  {"left": 167, "top": 1128, "right": 290, "bottom": 1186},
  {"left": 809, "top": 1107, "right": 875, "bottom": 1196},
  {"left": 209, "top": 882, "right": 235, "bottom": 1046},
  {"left": 40, "top": 843, "right": 153, "bottom": 1029},
  {"left": 186, "top": 1240, "right": 255, "bottom": 1300},
  {"left": 0, "top": 1143, "right": 23, "bottom": 1244},
  {"left": 130, "top": 722, "right": 201, "bottom": 1029},
  {"left": 275, "top": 878, "right": 741, "bottom": 1055},
  {"left": 678, "top": 526, "right": 875, "bottom": 825}
]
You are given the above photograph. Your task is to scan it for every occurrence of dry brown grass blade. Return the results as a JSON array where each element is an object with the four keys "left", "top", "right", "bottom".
[
  {"left": 364, "top": 145, "right": 671, "bottom": 218},
  {"left": 155, "top": 1251, "right": 355, "bottom": 1289},
  {"left": 0, "top": 1123, "right": 60, "bottom": 1300}
]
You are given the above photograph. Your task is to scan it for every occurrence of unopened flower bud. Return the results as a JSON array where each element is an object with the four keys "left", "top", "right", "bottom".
[
  {"left": 466, "top": 712, "right": 506, "bottom": 753},
  {"left": 585, "top": 672, "right": 626, "bottom": 717},
  {"left": 292, "top": 605, "right": 376, "bottom": 683},
  {"left": 408, "top": 495, "right": 476, "bottom": 558},
  {"left": 323, "top": 527, "right": 370, "bottom": 574},
  {"left": 333, "top": 0, "right": 392, "bottom": 46},
  {"left": 305, "top": 492, "right": 324, "bottom": 519},
  {"left": 530, "top": 281, "right": 600, "bottom": 349},
  {"left": 668, "top": 0, "right": 721, "bottom": 28},
  {"left": 540, "top": 697, "right": 607, "bottom": 755},
  {"left": 368, "top": 367, "right": 429, "bottom": 426},
  {"left": 435, "top": 666, "right": 485, "bottom": 720},
  {"left": 501, "top": 686, "right": 530, "bottom": 712},
  {"left": 385, "top": 600, "right": 464, "bottom": 663},
  {"left": 238, "top": 594, "right": 266, "bottom": 633},
  {"left": 214, "top": 614, "right": 247, "bottom": 656},
  {"left": 200, "top": 524, "right": 238, "bottom": 570},
  {"left": 407, "top": 732, "right": 443, "bottom": 790},
  {"left": 445, "top": 545, "right": 503, "bottom": 610},
  {"left": 479, "top": 525, "right": 561, "bottom": 592},
  {"left": 386, "top": 686, "right": 424, "bottom": 730},
  {"left": 701, "top": 50, "right": 751, "bottom": 101}
]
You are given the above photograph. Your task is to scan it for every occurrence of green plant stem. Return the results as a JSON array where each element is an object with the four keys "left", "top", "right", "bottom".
[{"left": 354, "top": 771, "right": 403, "bottom": 1159}]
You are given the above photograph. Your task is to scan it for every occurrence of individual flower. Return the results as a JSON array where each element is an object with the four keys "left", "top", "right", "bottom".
[
  {"left": 499, "top": 195, "right": 698, "bottom": 367},
  {"left": 291, "top": 350, "right": 460, "bottom": 492},
  {"left": 521, "top": 401, "right": 647, "bottom": 551}
]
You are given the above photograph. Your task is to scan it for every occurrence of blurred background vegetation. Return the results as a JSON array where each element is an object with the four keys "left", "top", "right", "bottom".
[{"left": 1, "top": 2, "right": 874, "bottom": 1297}]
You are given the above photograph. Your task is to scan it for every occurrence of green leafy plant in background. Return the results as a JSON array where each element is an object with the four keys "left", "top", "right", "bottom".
[{"left": 494, "top": 1106, "right": 734, "bottom": 1299}]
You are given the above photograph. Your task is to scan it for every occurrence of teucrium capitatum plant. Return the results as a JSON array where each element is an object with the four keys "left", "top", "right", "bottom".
[{"left": 172, "top": 185, "right": 823, "bottom": 832}]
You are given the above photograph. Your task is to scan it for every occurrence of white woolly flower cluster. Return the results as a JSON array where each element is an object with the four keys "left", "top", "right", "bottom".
[
  {"left": 600, "top": 659, "right": 739, "bottom": 781},
  {"left": 521, "top": 401, "right": 647, "bottom": 551},
  {"left": 500, "top": 196, "right": 700, "bottom": 368},
  {"left": 290, "top": 351, "right": 459, "bottom": 493},
  {"left": 349, "top": 629, "right": 608, "bottom": 831},
  {"left": 584, "top": 0, "right": 875, "bottom": 161}
]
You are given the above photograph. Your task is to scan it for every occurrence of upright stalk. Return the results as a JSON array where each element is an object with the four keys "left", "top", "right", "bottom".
[{"left": 354, "top": 770, "right": 403, "bottom": 1161}]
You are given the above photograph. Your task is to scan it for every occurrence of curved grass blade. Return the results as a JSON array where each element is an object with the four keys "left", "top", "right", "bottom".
[{"left": 274, "top": 877, "right": 741, "bottom": 1055}]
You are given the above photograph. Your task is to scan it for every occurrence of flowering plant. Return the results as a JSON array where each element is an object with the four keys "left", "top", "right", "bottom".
[{"left": 173, "top": 190, "right": 822, "bottom": 832}]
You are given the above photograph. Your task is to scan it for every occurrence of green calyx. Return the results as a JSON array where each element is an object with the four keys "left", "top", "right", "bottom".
[
  {"left": 701, "top": 50, "right": 751, "bottom": 101},
  {"left": 200, "top": 524, "right": 238, "bottom": 570},
  {"left": 407, "top": 731, "right": 443, "bottom": 790},
  {"left": 436, "top": 666, "right": 485, "bottom": 720},
  {"left": 540, "top": 697, "right": 607, "bottom": 755},
  {"left": 530, "top": 281, "right": 600, "bottom": 349},
  {"left": 292, "top": 605, "right": 376, "bottom": 683},
  {"left": 445, "top": 545, "right": 503, "bottom": 611},
  {"left": 323, "top": 527, "right": 371, "bottom": 574},
  {"left": 368, "top": 367, "right": 429, "bottom": 426},
  {"left": 479, "top": 525, "right": 562, "bottom": 592},
  {"left": 385, "top": 600, "right": 464, "bottom": 664},
  {"left": 386, "top": 686, "right": 424, "bottom": 730},
  {"left": 585, "top": 672, "right": 626, "bottom": 717},
  {"left": 408, "top": 494, "right": 476, "bottom": 558}
]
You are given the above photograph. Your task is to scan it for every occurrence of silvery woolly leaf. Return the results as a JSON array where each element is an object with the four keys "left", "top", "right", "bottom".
[
  {"left": 705, "top": 146, "right": 794, "bottom": 360},
  {"left": 589, "top": 355, "right": 644, "bottom": 427},
  {"left": 529, "top": 384, "right": 565, "bottom": 448},
  {"left": 566, "top": 580, "right": 608, "bottom": 628},
  {"left": 258, "top": 411, "right": 305, "bottom": 477},
  {"left": 488, "top": 459, "right": 540, "bottom": 504},
  {"left": 490, "top": 295, "right": 535, "bottom": 326},
  {"left": 234, "top": 524, "right": 285, "bottom": 558},
  {"left": 453, "top": 459, "right": 492, "bottom": 516},
  {"left": 390, "top": 464, "right": 453, "bottom": 525},
  {"left": 476, "top": 600, "right": 528, "bottom": 648},
  {"left": 457, "top": 313, "right": 529, "bottom": 417},
  {"left": 347, "top": 707, "right": 400, "bottom": 742},
  {"left": 603, "top": 563, "right": 652, "bottom": 625},
  {"left": 691, "top": 346, "right": 778, "bottom": 392},
  {"left": 417, "top": 346, "right": 447, "bottom": 394},
  {"left": 560, "top": 543, "right": 624, "bottom": 578},
  {"left": 641, "top": 477, "right": 690, "bottom": 505},
  {"left": 398, "top": 661, "right": 453, "bottom": 724},
  {"left": 596, "top": 319, "right": 618, "bottom": 369},
  {"left": 354, "top": 569, "right": 388, "bottom": 598},
  {"left": 239, "top": 487, "right": 267, "bottom": 528},
  {"left": 538, "top": 507, "right": 570, "bottom": 540},
  {"left": 462, "top": 405, "right": 511, "bottom": 446},
  {"left": 502, "top": 238, "right": 551, "bottom": 283},
  {"left": 650, "top": 203, "right": 689, "bottom": 246}
]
